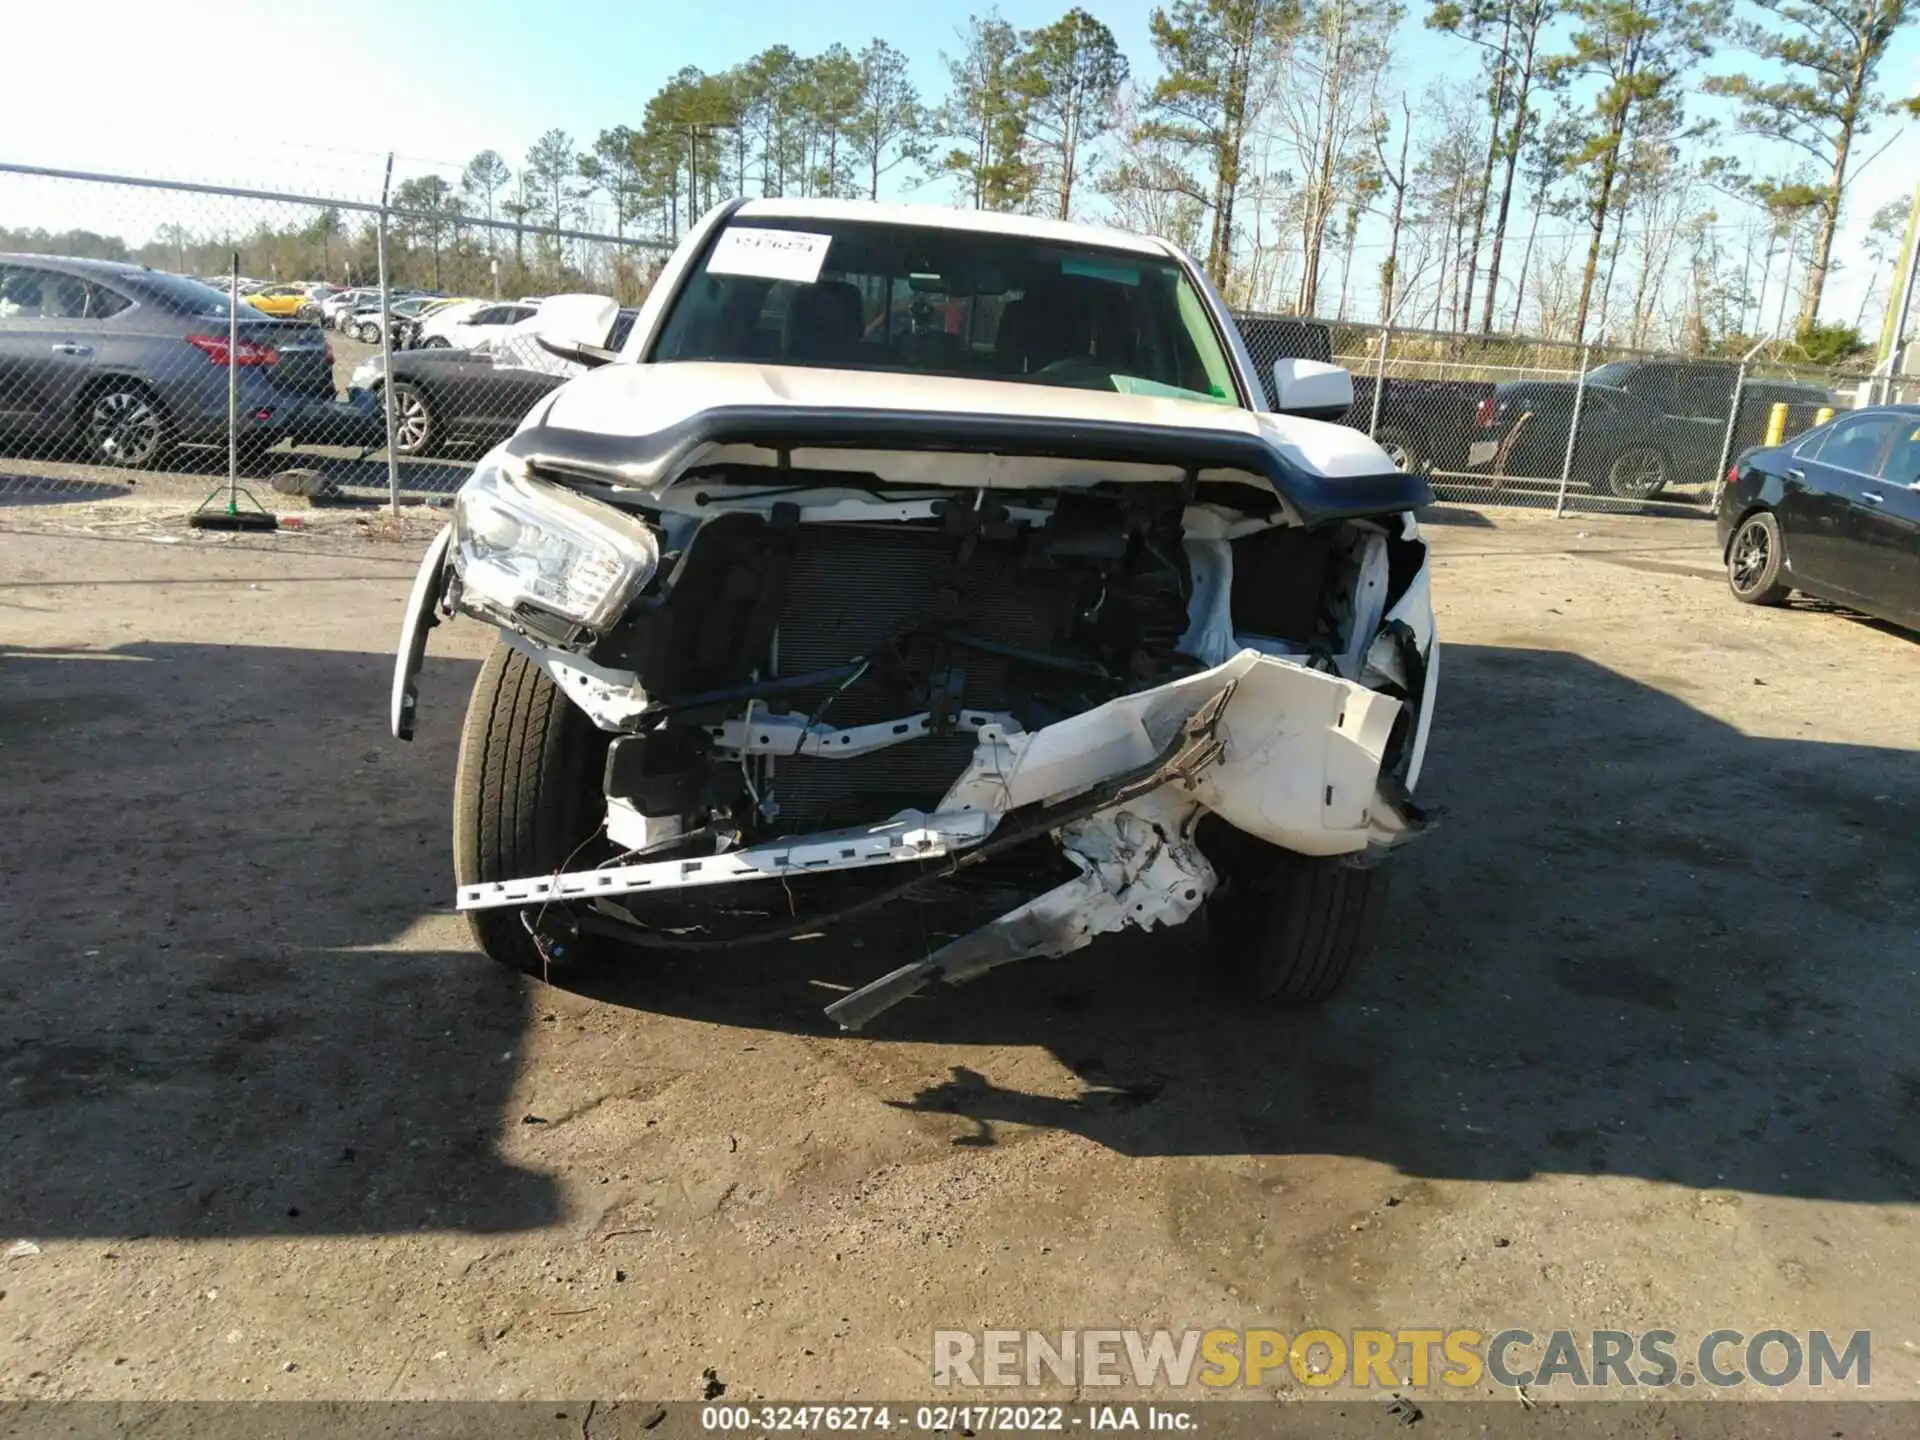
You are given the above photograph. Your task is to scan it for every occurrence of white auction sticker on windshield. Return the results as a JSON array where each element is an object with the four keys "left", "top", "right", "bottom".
[{"left": 706, "top": 227, "right": 833, "bottom": 284}]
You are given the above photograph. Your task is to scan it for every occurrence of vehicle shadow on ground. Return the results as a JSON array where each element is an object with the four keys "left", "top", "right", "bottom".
[
  {"left": 0, "top": 639, "right": 556, "bottom": 1238},
  {"left": 0, "top": 476, "right": 132, "bottom": 508},
  {"left": 5, "top": 636, "right": 1915, "bottom": 1242},
  {"left": 1784, "top": 594, "right": 1918, "bottom": 644},
  {"left": 1412, "top": 503, "right": 1496, "bottom": 528},
  {"left": 566, "top": 642, "right": 1920, "bottom": 1204},
  {"left": 272, "top": 448, "right": 471, "bottom": 496},
  {"left": 0, "top": 436, "right": 469, "bottom": 498}
]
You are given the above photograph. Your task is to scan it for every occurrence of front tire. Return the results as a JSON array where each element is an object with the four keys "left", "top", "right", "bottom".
[
  {"left": 454, "top": 644, "right": 611, "bottom": 979},
  {"left": 1374, "top": 425, "right": 1429, "bottom": 474},
  {"left": 357, "top": 322, "right": 381, "bottom": 344},
  {"left": 1209, "top": 837, "right": 1390, "bottom": 1003},
  {"left": 1727, "top": 509, "right": 1792, "bottom": 605}
]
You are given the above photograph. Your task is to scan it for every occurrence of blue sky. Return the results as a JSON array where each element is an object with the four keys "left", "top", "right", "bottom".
[{"left": 1, "top": 0, "right": 1914, "bottom": 331}]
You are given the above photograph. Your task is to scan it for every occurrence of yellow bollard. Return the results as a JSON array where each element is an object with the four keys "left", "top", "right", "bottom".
[
  {"left": 1814, "top": 406, "right": 1834, "bottom": 426},
  {"left": 1764, "top": 402, "right": 1788, "bottom": 446}
]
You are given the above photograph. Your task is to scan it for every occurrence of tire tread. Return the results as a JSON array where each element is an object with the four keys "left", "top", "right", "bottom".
[
  {"left": 453, "top": 644, "right": 606, "bottom": 977},
  {"left": 1216, "top": 847, "right": 1390, "bottom": 1004}
]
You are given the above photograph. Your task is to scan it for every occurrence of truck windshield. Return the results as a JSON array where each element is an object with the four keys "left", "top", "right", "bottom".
[
  {"left": 1584, "top": 362, "right": 1636, "bottom": 388},
  {"left": 651, "top": 217, "right": 1241, "bottom": 405}
]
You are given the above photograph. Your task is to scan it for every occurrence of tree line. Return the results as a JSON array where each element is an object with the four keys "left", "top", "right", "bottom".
[
  {"left": 446, "top": 0, "right": 1904, "bottom": 354},
  {"left": 12, "top": 0, "right": 1911, "bottom": 355}
]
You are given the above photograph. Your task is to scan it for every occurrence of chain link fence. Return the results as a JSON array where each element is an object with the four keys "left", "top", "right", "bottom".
[
  {"left": 2, "top": 160, "right": 1904, "bottom": 519},
  {"left": 1236, "top": 310, "right": 1890, "bottom": 515},
  {"left": 0, "top": 162, "right": 668, "bottom": 505}
]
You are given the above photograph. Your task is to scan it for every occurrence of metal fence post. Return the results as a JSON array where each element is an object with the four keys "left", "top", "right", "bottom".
[
  {"left": 1367, "top": 323, "right": 1390, "bottom": 437},
  {"left": 375, "top": 153, "right": 399, "bottom": 516},
  {"left": 1554, "top": 341, "right": 1594, "bottom": 518},
  {"left": 227, "top": 252, "right": 239, "bottom": 502},
  {"left": 1710, "top": 337, "right": 1770, "bottom": 510}
]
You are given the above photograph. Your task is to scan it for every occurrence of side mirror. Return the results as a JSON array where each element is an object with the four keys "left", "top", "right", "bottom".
[
  {"left": 1270, "top": 358, "right": 1354, "bottom": 420},
  {"left": 533, "top": 293, "right": 621, "bottom": 369}
]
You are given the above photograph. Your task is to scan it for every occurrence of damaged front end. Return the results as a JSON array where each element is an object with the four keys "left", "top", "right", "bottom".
[{"left": 397, "top": 411, "right": 1438, "bottom": 1028}]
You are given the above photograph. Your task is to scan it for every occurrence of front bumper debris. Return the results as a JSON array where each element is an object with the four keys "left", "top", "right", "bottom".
[
  {"left": 565, "top": 687, "right": 1237, "bottom": 1029},
  {"left": 822, "top": 785, "right": 1217, "bottom": 1030},
  {"left": 456, "top": 643, "right": 1425, "bottom": 917}
]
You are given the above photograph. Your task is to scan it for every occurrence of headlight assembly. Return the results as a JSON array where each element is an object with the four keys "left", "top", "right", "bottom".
[{"left": 451, "top": 453, "right": 659, "bottom": 641}]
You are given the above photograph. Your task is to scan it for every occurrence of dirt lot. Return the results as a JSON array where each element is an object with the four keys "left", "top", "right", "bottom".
[{"left": 1, "top": 489, "right": 1916, "bottom": 1408}]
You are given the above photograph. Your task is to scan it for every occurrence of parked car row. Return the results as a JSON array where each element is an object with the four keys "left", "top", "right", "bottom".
[
  {"left": 0, "top": 251, "right": 627, "bottom": 471},
  {"left": 311, "top": 291, "right": 546, "bottom": 353}
]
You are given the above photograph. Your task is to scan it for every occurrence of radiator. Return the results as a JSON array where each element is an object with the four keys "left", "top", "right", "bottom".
[{"left": 758, "top": 524, "right": 1061, "bottom": 832}]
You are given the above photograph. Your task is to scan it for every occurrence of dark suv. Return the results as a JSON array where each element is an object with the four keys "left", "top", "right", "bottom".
[{"left": 0, "top": 254, "right": 368, "bottom": 469}]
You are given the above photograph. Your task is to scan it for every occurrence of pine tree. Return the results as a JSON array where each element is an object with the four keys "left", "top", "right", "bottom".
[
  {"left": 936, "top": 12, "right": 1034, "bottom": 211},
  {"left": 1544, "top": 0, "right": 1716, "bottom": 342},
  {"left": 1141, "top": 0, "right": 1301, "bottom": 287},
  {"left": 846, "top": 39, "right": 926, "bottom": 201},
  {"left": 1704, "top": 0, "right": 1910, "bottom": 324},
  {"left": 1013, "top": 9, "right": 1130, "bottom": 219}
]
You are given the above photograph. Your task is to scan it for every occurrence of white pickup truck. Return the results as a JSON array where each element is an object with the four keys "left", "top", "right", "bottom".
[{"left": 392, "top": 196, "right": 1440, "bottom": 1030}]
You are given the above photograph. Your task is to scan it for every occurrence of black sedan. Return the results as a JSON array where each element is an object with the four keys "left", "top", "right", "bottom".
[
  {"left": 349, "top": 307, "right": 636, "bottom": 457},
  {"left": 1717, "top": 404, "right": 1920, "bottom": 633}
]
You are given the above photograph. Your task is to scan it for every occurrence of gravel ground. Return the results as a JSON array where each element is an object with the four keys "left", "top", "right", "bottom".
[{"left": 0, "top": 493, "right": 1916, "bottom": 1410}]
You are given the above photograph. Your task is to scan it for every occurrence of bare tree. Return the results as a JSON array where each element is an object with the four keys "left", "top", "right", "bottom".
[
  {"left": 1100, "top": 83, "right": 1211, "bottom": 252},
  {"left": 1428, "top": 0, "right": 1560, "bottom": 331},
  {"left": 1334, "top": 150, "right": 1383, "bottom": 317},
  {"left": 1409, "top": 81, "right": 1488, "bottom": 327},
  {"left": 1856, "top": 197, "right": 1908, "bottom": 329},
  {"left": 1272, "top": 0, "right": 1401, "bottom": 313},
  {"left": 1371, "top": 91, "right": 1415, "bottom": 322},
  {"left": 1508, "top": 108, "right": 1580, "bottom": 330}
]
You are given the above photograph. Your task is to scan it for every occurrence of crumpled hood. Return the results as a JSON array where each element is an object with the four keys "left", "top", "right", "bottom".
[{"left": 530, "top": 361, "right": 1403, "bottom": 482}]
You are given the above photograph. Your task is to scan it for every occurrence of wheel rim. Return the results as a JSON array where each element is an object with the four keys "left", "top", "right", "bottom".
[
  {"left": 393, "top": 391, "right": 431, "bottom": 452},
  {"left": 1608, "top": 448, "right": 1667, "bottom": 497},
  {"left": 1730, "top": 521, "right": 1770, "bottom": 593},
  {"left": 1381, "top": 438, "right": 1412, "bottom": 470},
  {"left": 88, "top": 390, "right": 161, "bottom": 465}
]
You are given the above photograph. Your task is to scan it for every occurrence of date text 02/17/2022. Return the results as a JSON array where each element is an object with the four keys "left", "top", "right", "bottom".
[{"left": 699, "top": 1403, "right": 1199, "bottom": 1432}]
